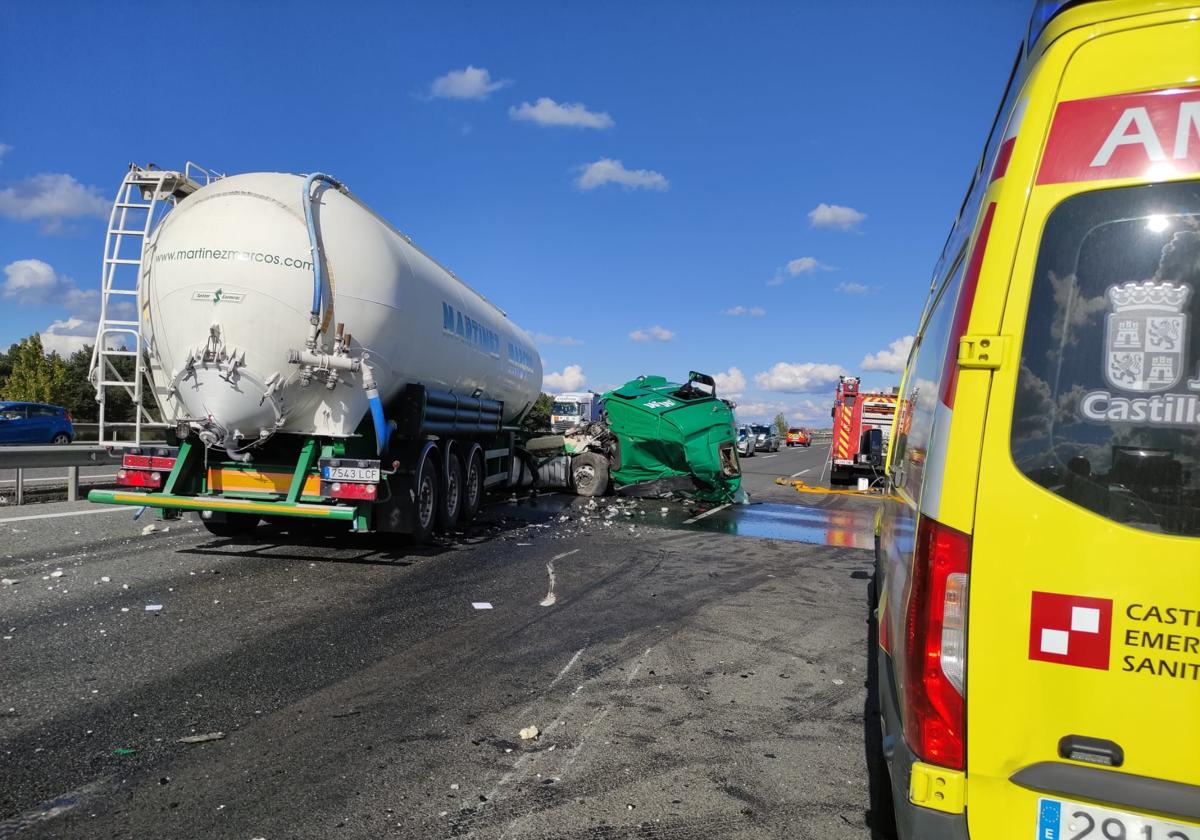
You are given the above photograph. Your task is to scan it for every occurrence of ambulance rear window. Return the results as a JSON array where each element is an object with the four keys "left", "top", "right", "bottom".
[{"left": 1011, "top": 181, "right": 1200, "bottom": 536}]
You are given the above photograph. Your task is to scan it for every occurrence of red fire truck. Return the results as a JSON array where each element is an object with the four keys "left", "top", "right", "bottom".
[{"left": 829, "top": 376, "right": 898, "bottom": 486}]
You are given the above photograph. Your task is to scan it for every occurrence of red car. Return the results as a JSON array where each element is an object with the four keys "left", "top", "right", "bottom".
[{"left": 786, "top": 427, "right": 811, "bottom": 447}]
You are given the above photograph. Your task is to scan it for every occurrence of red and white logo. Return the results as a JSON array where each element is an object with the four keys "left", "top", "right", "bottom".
[{"left": 1028, "top": 591, "right": 1113, "bottom": 671}]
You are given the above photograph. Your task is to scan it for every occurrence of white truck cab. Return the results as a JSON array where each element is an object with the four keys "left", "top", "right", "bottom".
[{"left": 551, "top": 391, "right": 602, "bottom": 432}]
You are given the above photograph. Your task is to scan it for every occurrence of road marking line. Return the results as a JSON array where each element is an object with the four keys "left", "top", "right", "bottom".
[
  {"left": 0, "top": 507, "right": 127, "bottom": 525},
  {"left": 547, "top": 647, "right": 585, "bottom": 690},
  {"left": 683, "top": 503, "right": 730, "bottom": 525},
  {"left": 760, "top": 454, "right": 778, "bottom": 459},
  {"left": 790, "top": 469, "right": 811, "bottom": 478}
]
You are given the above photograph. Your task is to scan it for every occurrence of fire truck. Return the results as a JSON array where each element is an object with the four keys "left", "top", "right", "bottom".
[{"left": 828, "top": 376, "right": 898, "bottom": 486}]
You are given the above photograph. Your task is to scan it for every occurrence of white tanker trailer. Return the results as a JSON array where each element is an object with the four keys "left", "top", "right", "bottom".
[{"left": 88, "top": 165, "right": 545, "bottom": 541}]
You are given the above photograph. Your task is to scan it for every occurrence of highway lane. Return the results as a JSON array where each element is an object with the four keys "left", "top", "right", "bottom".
[{"left": 0, "top": 487, "right": 883, "bottom": 840}]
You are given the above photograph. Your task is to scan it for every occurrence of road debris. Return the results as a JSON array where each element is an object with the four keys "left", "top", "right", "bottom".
[
  {"left": 144, "top": 604, "right": 163, "bottom": 612},
  {"left": 113, "top": 747, "right": 136, "bottom": 755},
  {"left": 519, "top": 725, "right": 540, "bottom": 741},
  {"left": 471, "top": 602, "right": 493, "bottom": 610},
  {"left": 178, "top": 731, "right": 226, "bottom": 744},
  {"left": 141, "top": 524, "right": 157, "bottom": 535},
  {"left": 49, "top": 570, "right": 63, "bottom": 578},
  {"left": 1, "top": 578, "right": 16, "bottom": 586}
]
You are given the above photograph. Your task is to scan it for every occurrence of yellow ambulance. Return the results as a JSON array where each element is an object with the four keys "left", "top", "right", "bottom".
[{"left": 874, "top": 1, "right": 1200, "bottom": 838}]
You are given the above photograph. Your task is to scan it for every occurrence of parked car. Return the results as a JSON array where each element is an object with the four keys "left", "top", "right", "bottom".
[
  {"left": 736, "top": 425, "right": 756, "bottom": 457},
  {"left": 786, "top": 427, "right": 811, "bottom": 447},
  {"left": 751, "top": 424, "right": 779, "bottom": 452},
  {"left": 0, "top": 402, "right": 75, "bottom": 445}
]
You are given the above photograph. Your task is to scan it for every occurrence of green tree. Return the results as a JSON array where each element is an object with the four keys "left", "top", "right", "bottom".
[
  {"left": 773, "top": 411, "right": 789, "bottom": 437},
  {"left": 1, "top": 335, "right": 68, "bottom": 404},
  {"left": 58, "top": 345, "right": 101, "bottom": 422},
  {"left": 522, "top": 392, "right": 554, "bottom": 434}
]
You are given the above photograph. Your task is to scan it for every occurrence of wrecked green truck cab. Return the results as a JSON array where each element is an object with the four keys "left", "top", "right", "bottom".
[{"left": 600, "top": 372, "right": 742, "bottom": 502}]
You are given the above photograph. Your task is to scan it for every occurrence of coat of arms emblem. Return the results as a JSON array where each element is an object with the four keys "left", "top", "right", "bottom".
[{"left": 1104, "top": 280, "right": 1192, "bottom": 393}]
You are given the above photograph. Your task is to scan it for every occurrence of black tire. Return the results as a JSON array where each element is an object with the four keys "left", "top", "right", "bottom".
[
  {"left": 409, "top": 450, "right": 440, "bottom": 544},
  {"left": 51, "top": 432, "right": 70, "bottom": 445},
  {"left": 460, "top": 448, "right": 484, "bottom": 525},
  {"left": 200, "top": 512, "right": 260, "bottom": 538},
  {"left": 438, "top": 450, "right": 464, "bottom": 533},
  {"left": 571, "top": 452, "right": 609, "bottom": 497}
]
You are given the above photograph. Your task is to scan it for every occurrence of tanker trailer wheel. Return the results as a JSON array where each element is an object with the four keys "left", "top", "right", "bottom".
[
  {"left": 460, "top": 448, "right": 484, "bottom": 525},
  {"left": 200, "top": 512, "right": 260, "bottom": 539},
  {"left": 409, "top": 450, "right": 440, "bottom": 544},
  {"left": 437, "top": 450, "right": 464, "bottom": 533},
  {"left": 571, "top": 452, "right": 609, "bottom": 497}
]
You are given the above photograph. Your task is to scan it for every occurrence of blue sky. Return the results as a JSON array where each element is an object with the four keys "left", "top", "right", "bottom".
[{"left": 0, "top": 1, "right": 1028, "bottom": 423}]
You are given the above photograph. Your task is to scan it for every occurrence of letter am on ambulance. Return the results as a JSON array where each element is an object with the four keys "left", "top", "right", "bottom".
[{"left": 1038, "top": 87, "right": 1200, "bottom": 184}]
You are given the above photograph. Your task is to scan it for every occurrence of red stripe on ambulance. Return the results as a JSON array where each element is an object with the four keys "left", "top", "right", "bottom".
[{"left": 1038, "top": 86, "right": 1200, "bottom": 184}]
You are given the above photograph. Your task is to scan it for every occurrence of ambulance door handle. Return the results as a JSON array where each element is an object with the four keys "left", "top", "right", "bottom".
[{"left": 1058, "top": 734, "right": 1124, "bottom": 768}]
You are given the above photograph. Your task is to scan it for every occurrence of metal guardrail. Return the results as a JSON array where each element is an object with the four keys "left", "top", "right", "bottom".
[{"left": 0, "top": 445, "right": 123, "bottom": 505}]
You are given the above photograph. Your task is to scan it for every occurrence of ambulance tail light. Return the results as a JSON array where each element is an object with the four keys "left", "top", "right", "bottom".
[{"left": 903, "top": 516, "right": 971, "bottom": 770}]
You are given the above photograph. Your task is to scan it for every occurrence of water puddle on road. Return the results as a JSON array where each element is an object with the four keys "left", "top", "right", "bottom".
[{"left": 668, "top": 500, "right": 877, "bottom": 549}]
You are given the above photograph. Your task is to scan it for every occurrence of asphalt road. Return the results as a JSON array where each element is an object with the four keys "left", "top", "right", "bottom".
[{"left": 0, "top": 442, "right": 887, "bottom": 840}]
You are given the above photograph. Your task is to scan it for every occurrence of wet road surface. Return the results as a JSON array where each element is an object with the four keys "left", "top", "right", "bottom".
[{"left": 0, "top": 446, "right": 886, "bottom": 840}]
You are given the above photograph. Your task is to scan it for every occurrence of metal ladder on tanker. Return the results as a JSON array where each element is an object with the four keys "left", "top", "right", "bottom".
[{"left": 89, "top": 162, "right": 222, "bottom": 447}]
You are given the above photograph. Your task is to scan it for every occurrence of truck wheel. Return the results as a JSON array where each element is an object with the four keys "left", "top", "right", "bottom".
[
  {"left": 460, "top": 448, "right": 484, "bottom": 525},
  {"left": 571, "top": 452, "right": 609, "bottom": 497},
  {"left": 438, "top": 450, "right": 464, "bottom": 533},
  {"left": 410, "top": 451, "right": 440, "bottom": 544},
  {"left": 200, "top": 512, "right": 259, "bottom": 538}
]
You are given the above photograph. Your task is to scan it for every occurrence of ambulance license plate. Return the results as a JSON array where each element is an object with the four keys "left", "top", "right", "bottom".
[
  {"left": 322, "top": 465, "right": 379, "bottom": 483},
  {"left": 1038, "top": 797, "right": 1196, "bottom": 840}
]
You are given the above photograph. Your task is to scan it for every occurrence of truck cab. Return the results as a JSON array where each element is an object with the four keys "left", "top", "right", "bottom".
[{"left": 551, "top": 391, "right": 602, "bottom": 432}]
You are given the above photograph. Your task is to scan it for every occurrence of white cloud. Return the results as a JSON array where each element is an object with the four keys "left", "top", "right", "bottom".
[
  {"left": 861, "top": 335, "right": 914, "bottom": 373},
  {"left": 0, "top": 173, "right": 109, "bottom": 233},
  {"left": 40, "top": 316, "right": 97, "bottom": 357},
  {"left": 3, "top": 259, "right": 97, "bottom": 308},
  {"left": 510, "top": 98, "right": 614, "bottom": 129},
  {"left": 786, "top": 256, "right": 826, "bottom": 276},
  {"left": 543, "top": 364, "right": 586, "bottom": 392},
  {"left": 754, "top": 361, "right": 848, "bottom": 393},
  {"left": 808, "top": 203, "right": 866, "bottom": 231},
  {"left": 534, "top": 332, "right": 584, "bottom": 346},
  {"left": 735, "top": 398, "right": 829, "bottom": 424},
  {"left": 836, "top": 282, "right": 870, "bottom": 295},
  {"left": 576, "top": 159, "right": 668, "bottom": 192},
  {"left": 713, "top": 366, "right": 746, "bottom": 399},
  {"left": 429, "top": 65, "right": 511, "bottom": 100},
  {"left": 722, "top": 305, "right": 765, "bottom": 317},
  {"left": 629, "top": 325, "right": 675, "bottom": 342},
  {"left": 0, "top": 144, "right": 11, "bottom": 164}
]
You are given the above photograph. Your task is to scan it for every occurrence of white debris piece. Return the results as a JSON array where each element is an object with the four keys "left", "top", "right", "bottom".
[
  {"left": 178, "top": 731, "right": 225, "bottom": 744},
  {"left": 145, "top": 604, "right": 163, "bottom": 612},
  {"left": 141, "top": 524, "right": 157, "bottom": 535},
  {"left": 472, "top": 602, "right": 493, "bottom": 610},
  {"left": 49, "top": 570, "right": 63, "bottom": 578},
  {"left": 100, "top": 576, "right": 111, "bottom": 583},
  {"left": 519, "top": 725, "right": 540, "bottom": 741},
  {"left": 1, "top": 578, "right": 16, "bottom": 586}
]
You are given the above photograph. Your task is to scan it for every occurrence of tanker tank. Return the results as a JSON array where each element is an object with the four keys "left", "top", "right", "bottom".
[{"left": 141, "top": 172, "right": 542, "bottom": 452}]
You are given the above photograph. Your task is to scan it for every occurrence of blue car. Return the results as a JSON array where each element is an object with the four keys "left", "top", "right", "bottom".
[{"left": 0, "top": 402, "right": 75, "bottom": 445}]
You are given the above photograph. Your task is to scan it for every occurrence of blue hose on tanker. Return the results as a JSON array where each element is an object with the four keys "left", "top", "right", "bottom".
[
  {"left": 360, "top": 358, "right": 391, "bottom": 456},
  {"left": 302, "top": 173, "right": 346, "bottom": 345}
]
